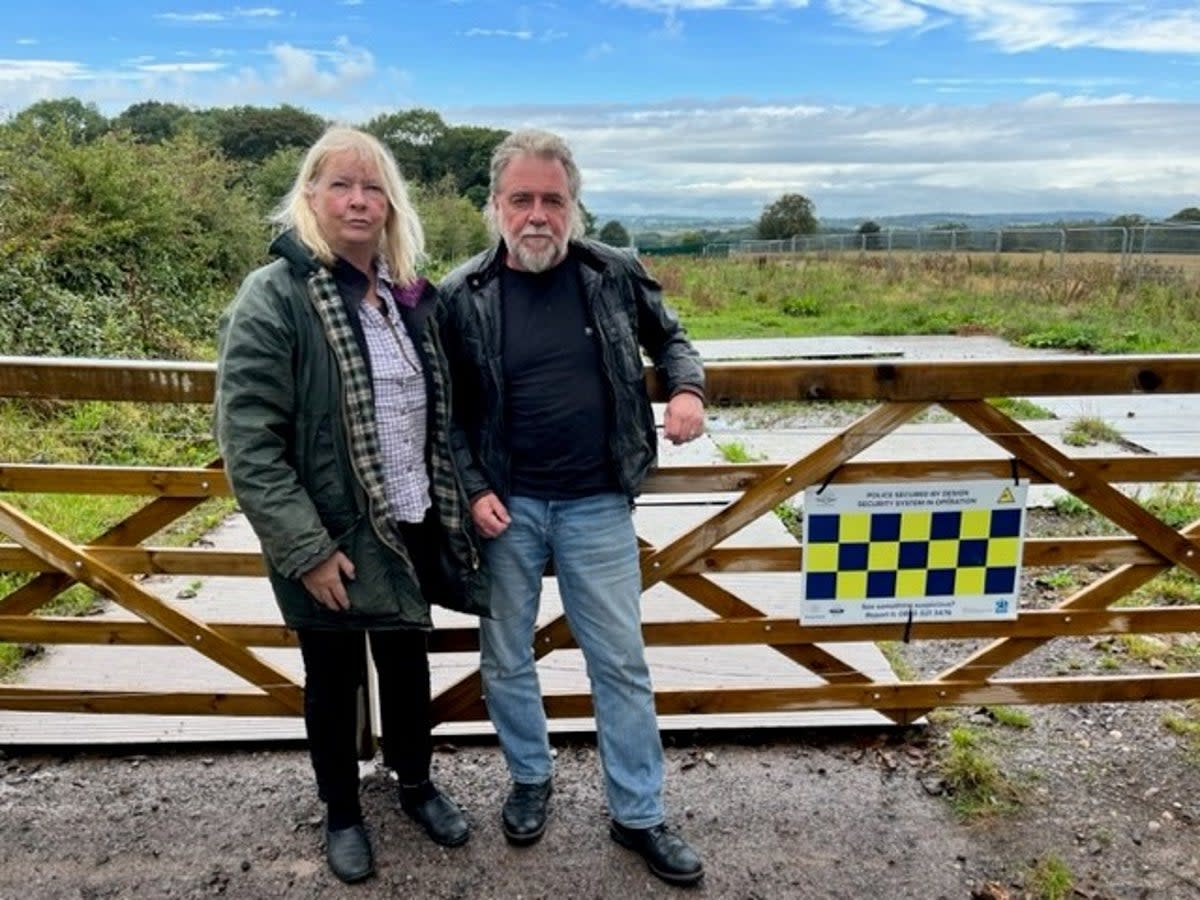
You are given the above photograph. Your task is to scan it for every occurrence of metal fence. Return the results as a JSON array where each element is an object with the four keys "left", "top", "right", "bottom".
[{"left": 705, "top": 224, "right": 1200, "bottom": 265}]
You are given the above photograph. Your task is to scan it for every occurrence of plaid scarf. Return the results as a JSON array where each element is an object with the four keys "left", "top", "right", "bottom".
[
  {"left": 305, "top": 265, "right": 393, "bottom": 525},
  {"left": 304, "top": 264, "right": 471, "bottom": 555}
]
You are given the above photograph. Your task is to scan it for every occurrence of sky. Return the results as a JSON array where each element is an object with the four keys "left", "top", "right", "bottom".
[{"left": 2, "top": 1, "right": 1199, "bottom": 221}]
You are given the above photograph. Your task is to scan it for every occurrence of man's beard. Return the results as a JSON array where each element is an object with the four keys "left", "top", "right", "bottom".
[{"left": 503, "top": 226, "right": 569, "bottom": 273}]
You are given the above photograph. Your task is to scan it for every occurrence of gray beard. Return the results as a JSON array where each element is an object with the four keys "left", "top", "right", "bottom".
[{"left": 506, "top": 236, "right": 567, "bottom": 273}]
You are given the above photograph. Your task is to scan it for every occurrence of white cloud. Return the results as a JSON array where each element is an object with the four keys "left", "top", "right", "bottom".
[
  {"left": 464, "top": 28, "right": 534, "bottom": 40},
  {"left": 137, "top": 62, "right": 228, "bottom": 73},
  {"left": 259, "top": 36, "right": 375, "bottom": 97},
  {"left": 825, "top": 0, "right": 926, "bottom": 31},
  {"left": 829, "top": 1, "right": 1200, "bottom": 54},
  {"left": 234, "top": 6, "right": 282, "bottom": 17},
  {"left": 15, "top": 38, "right": 38, "bottom": 46},
  {"left": 586, "top": 42, "right": 615, "bottom": 60},
  {"left": 0, "top": 59, "right": 87, "bottom": 82},
  {"left": 612, "top": 1, "right": 810, "bottom": 9},
  {"left": 447, "top": 94, "right": 1200, "bottom": 218},
  {"left": 156, "top": 12, "right": 226, "bottom": 23}
]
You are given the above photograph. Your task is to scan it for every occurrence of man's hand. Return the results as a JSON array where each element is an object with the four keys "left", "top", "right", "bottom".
[
  {"left": 471, "top": 491, "right": 511, "bottom": 538},
  {"left": 300, "top": 550, "right": 356, "bottom": 611},
  {"left": 663, "top": 391, "right": 706, "bottom": 445}
]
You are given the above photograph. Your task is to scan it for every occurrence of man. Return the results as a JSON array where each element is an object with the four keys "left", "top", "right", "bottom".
[{"left": 439, "top": 128, "right": 706, "bottom": 887}]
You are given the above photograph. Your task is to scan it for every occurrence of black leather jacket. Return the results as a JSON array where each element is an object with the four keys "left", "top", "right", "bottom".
[{"left": 438, "top": 239, "right": 705, "bottom": 501}]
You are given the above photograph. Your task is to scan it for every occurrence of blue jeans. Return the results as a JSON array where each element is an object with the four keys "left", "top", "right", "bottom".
[{"left": 480, "top": 492, "right": 665, "bottom": 827}]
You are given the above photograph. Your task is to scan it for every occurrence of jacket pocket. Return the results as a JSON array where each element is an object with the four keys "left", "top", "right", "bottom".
[{"left": 297, "top": 414, "right": 357, "bottom": 535}]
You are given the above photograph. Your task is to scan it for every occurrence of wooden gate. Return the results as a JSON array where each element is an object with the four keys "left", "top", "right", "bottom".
[{"left": 3, "top": 354, "right": 1200, "bottom": 732}]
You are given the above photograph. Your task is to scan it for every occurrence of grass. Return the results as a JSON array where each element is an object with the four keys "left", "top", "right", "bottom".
[
  {"left": 1063, "top": 415, "right": 1125, "bottom": 448},
  {"left": 936, "top": 724, "right": 1024, "bottom": 817},
  {"left": 1163, "top": 703, "right": 1200, "bottom": 760},
  {"left": 715, "top": 440, "right": 763, "bottom": 463},
  {"left": 649, "top": 253, "right": 1200, "bottom": 351},
  {"left": 0, "top": 399, "right": 226, "bottom": 679},
  {"left": 1025, "top": 853, "right": 1074, "bottom": 900}
]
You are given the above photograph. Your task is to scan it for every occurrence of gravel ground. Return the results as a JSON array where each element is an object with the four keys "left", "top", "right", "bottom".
[{"left": 2, "top": 707, "right": 1199, "bottom": 900}]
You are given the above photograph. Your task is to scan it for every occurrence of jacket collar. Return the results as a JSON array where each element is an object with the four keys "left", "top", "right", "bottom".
[{"left": 466, "top": 239, "right": 608, "bottom": 290}]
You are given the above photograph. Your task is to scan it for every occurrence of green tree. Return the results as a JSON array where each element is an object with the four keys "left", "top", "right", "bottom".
[
  {"left": 413, "top": 177, "right": 490, "bottom": 265},
  {"left": 12, "top": 98, "right": 108, "bottom": 143},
  {"left": 364, "top": 108, "right": 447, "bottom": 183},
  {"left": 1167, "top": 207, "right": 1200, "bottom": 222},
  {"left": 598, "top": 220, "right": 630, "bottom": 247},
  {"left": 250, "top": 145, "right": 306, "bottom": 216},
  {"left": 756, "top": 193, "right": 817, "bottom": 240},
  {"left": 202, "top": 104, "right": 327, "bottom": 163},
  {"left": 857, "top": 220, "right": 882, "bottom": 234},
  {"left": 112, "top": 100, "right": 195, "bottom": 143},
  {"left": 1108, "top": 213, "right": 1149, "bottom": 229},
  {"left": 439, "top": 123, "right": 508, "bottom": 201}
]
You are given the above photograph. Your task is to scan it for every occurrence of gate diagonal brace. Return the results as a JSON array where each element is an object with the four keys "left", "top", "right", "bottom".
[{"left": 0, "top": 498, "right": 303, "bottom": 714}]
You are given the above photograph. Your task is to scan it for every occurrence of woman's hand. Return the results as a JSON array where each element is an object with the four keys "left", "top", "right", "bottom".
[{"left": 300, "top": 550, "right": 357, "bottom": 611}]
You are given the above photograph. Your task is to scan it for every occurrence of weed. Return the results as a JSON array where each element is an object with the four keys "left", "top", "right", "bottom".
[
  {"left": 1063, "top": 415, "right": 1124, "bottom": 448},
  {"left": 1026, "top": 852, "right": 1074, "bottom": 900},
  {"left": 937, "top": 724, "right": 1023, "bottom": 816},
  {"left": 1051, "top": 494, "right": 1093, "bottom": 518},
  {"left": 877, "top": 640, "right": 917, "bottom": 681},
  {"left": 987, "top": 397, "right": 1056, "bottom": 420},
  {"left": 774, "top": 502, "right": 800, "bottom": 538},
  {"left": 1038, "top": 568, "right": 1077, "bottom": 591},
  {"left": 985, "top": 706, "right": 1032, "bottom": 729},
  {"left": 716, "top": 440, "right": 762, "bottom": 463},
  {"left": 1163, "top": 703, "right": 1200, "bottom": 759}
]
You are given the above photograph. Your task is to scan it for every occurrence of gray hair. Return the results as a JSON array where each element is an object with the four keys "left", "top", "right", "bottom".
[
  {"left": 272, "top": 125, "right": 425, "bottom": 284},
  {"left": 483, "top": 128, "right": 586, "bottom": 241}
]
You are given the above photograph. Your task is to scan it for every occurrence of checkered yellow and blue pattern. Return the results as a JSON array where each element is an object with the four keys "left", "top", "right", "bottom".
[{"left": 803, "top": 508, "right": 1022, "bottom": 601}]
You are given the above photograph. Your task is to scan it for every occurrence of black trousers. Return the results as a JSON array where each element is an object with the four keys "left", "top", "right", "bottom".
[
  {"left": 297, "top": 627, "right": 432, "bottom": 825},
  {"left": 296, "top": 514, "right": 443, "bottom": 825}
]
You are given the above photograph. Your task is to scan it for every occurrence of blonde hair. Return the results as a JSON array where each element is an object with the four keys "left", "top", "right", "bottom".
[
  {"left": 483, "top": 128, "right": 585, "bottom": 242},
  {"left": 272, "top": 125, "right": 425, "bottom": 284}
]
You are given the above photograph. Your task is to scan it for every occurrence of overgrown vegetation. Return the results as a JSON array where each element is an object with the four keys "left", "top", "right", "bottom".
[{"left": 648, "top": 254, "right": 1200, "bottom": 351}]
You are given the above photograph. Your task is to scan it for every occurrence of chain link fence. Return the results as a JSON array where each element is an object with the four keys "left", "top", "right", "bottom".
[{"left": 703, "top": 224, "right": 1200, "bottom": 266}]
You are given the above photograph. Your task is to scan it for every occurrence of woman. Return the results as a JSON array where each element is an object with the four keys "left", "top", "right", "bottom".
[{"left": 215, "top": 126, "right": 489, "bottom": 884}]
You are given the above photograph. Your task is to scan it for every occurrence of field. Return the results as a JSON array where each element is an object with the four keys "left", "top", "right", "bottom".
[{"left": 649, "top": 251, "right": 1200, "bottom": 352}]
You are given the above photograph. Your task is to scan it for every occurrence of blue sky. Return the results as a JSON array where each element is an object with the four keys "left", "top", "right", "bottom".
[{"left": 3, "top": 1, "right": 1199, "bottom": 220}]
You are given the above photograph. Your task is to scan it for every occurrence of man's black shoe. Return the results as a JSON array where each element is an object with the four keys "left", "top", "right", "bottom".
[
  {"left": 501, "top": 779, "right": 553, "bottom": 845},
  {"left": 401, "top": 789, "right": 470, "bottom": 847},
  {"left": 325, "top": 823, "right": 374, "bottom": 883},
  {"left": 610, "top": 820, "right": 704, "bottom": 887}
]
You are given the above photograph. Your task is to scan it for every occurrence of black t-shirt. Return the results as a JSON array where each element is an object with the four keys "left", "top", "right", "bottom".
[{"left": 501, "top": 256, "right": 618, "bottom": 499}]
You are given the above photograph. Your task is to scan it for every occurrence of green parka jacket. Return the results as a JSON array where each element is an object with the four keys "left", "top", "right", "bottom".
[{"left": 215, "top": 231, "right": 489, "bottom": 631}]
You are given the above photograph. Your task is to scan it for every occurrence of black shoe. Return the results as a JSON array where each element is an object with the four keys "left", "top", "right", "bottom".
[
  {"left": 325, "top": 823, "right": 374, "bottom": 883},
  {"left": 501, "top": 779, "right": 553, "bottom": 846},
  {"left": 610, "top": 820, "right": 704, "bottom": 887},
  {"left": 401, "top": 788, "right": 470, "bottom": 847}
]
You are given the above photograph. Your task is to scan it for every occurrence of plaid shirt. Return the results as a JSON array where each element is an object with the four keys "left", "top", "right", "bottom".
[{"left": 360, "top": 273, "right": 431, "bottom": 523}]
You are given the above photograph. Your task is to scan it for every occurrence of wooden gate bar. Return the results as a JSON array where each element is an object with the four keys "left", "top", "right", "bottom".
[
  {"left": 5, "top": 607, "right": 1198, "bottom": 649},
  {"left": 0, "top": 499, "right": 303, "bottom": 714},
  {"left": 0, "top": 686, "right": 291, "bottom": 716},
  {"left": 949, "top": 401, "right": 1200, "bottom": 577},
  {"left": 0, "top": 458, "right": 225, "bottom": 617},
  {"left": 640, "top": 401, "right": 930, "bottom": 589}
]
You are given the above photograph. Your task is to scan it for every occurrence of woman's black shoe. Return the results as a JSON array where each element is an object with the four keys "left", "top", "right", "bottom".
[
  {"left": 325, "top": 822, "right": 374, "bottom": 883},
  {"left": 401, "top": 787, "right": 470, "bottom": 847}
]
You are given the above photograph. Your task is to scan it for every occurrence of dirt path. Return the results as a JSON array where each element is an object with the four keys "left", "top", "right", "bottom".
[{"left": 3, "top": 709, "right": 1199, "bottom": 900}]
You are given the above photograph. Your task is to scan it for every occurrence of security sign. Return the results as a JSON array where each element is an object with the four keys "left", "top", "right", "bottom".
[{"left": 801, "top": 480, "right": 1027, "bottom": 625}]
